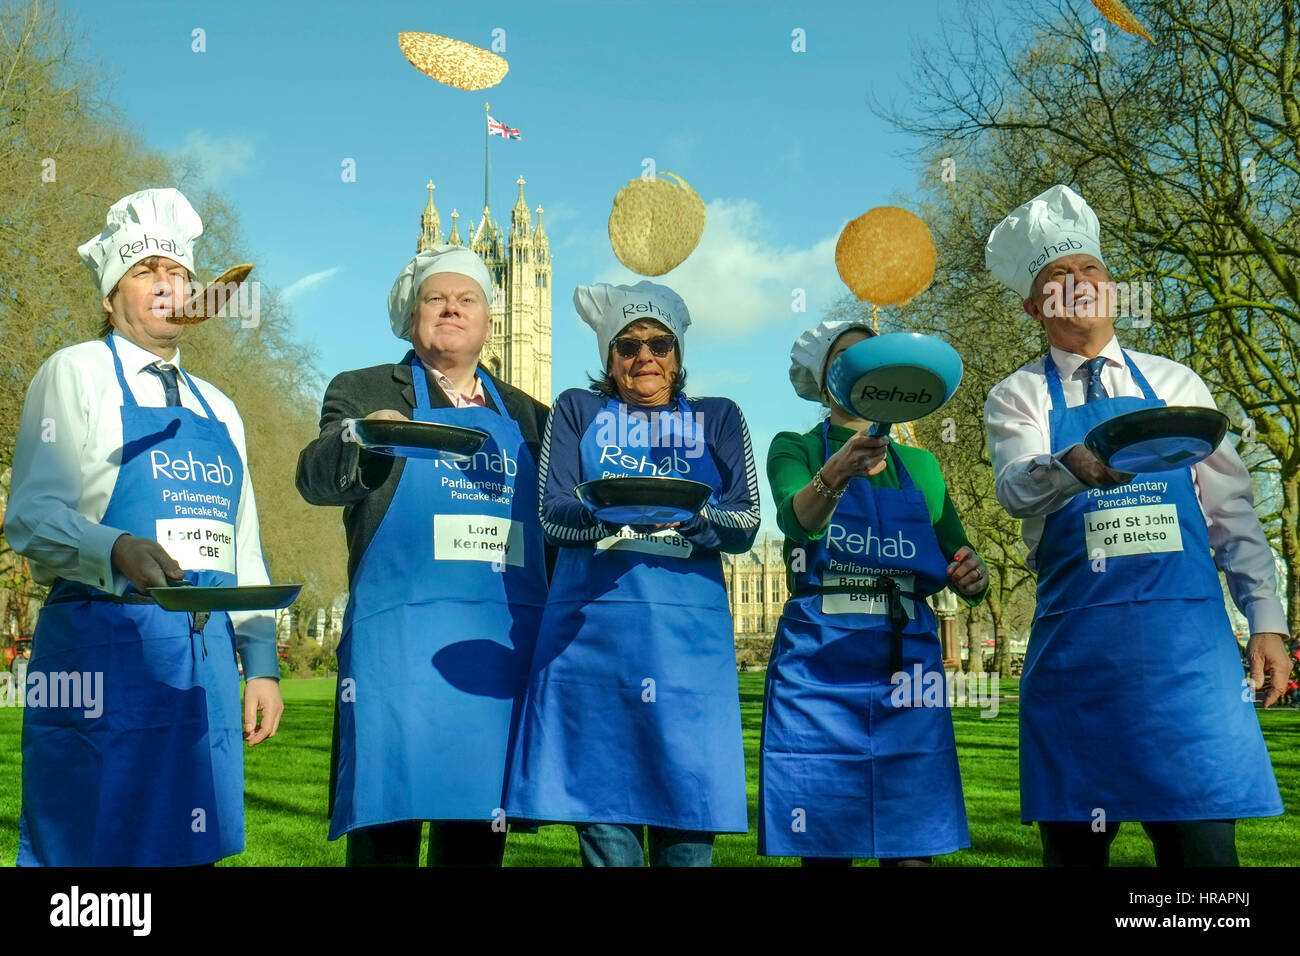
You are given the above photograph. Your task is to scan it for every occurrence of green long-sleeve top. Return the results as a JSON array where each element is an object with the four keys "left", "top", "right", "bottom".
[{"left": 767, "top": 422, "right": 986, "bottom": 605}]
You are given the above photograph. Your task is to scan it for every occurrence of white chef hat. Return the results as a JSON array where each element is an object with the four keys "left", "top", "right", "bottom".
[
  {"left": 78, "top": 188, "right": 203, "bottom": 298},
  {"left": 573, "top": 280, "right": 691, "bottom": 367},
  {"left": 387, "top": 246, "right": 494, "bottom": 339},
  {"left": 985, "top": 184, "right": 1105, "bottom": 299},
  {"left": 789, "top": 318, "right": 877, "bottom": 404}
]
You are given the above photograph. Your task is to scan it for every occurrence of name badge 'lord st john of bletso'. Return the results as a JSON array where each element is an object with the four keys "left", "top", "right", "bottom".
[{"left": 1083, "top": 485, "right": 1184, "bottom": 560}]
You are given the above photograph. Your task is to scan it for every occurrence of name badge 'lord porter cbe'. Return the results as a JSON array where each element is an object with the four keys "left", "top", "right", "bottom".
[
  {"left": 433, "top": 514, "right": 525, "bottom": 567},
  {"left": 155, "top": 518, "right": 237, "bottom": 574}
]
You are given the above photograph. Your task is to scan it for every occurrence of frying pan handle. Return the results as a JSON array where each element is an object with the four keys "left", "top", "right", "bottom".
[
  {"left": 868, "top": 421, "right": 891, "bottom": 438},
  {"left": 143, "top": 575, "right": 195, "bottom": 604}
]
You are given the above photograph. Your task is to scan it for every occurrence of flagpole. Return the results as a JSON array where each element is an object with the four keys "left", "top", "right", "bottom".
[{"left": 484, "top": 101, "right": 490, "bottom": 214}]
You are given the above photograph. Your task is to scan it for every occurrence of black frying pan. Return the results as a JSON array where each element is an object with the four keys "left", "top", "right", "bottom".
[
  {"left": 1084, "top": 406, "right": 1229, "bottom": 473},
  {"left": 575, "top": 476, "right": 713, "bottom": 525},
  {"left": 149, "top": 581, "right": 303, "bottom": 612},
  {"left": 351, "top": 419, "right": 489, "bottom": 462}
]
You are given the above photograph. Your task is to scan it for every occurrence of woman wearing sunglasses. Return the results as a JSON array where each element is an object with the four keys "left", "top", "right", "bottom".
[
  {"left": 759, "top": 318, "right": 988, "bottom": 867},
  {"left": 506, "top": 280, "right": 760, "bottom": 866}
]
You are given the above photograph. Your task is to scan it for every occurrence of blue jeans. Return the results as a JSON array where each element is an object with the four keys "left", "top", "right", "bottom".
[{"left": 577, "top": 823, "right": 715, "bottom": 867}]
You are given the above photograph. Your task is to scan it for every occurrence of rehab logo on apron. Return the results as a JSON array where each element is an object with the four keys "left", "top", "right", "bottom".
[
  {"left": 329, "top": 356, "right": 546, "bottom": 837},
  {"left": 20, "top": 335, "right": 246, "bottom": 866}
]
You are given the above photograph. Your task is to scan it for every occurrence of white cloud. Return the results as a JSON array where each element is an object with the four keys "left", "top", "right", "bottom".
[
  {"left": 175, "top": 130, "right": 255, "bottom": 185},
  {"left": 282, "top": 267, "right": 342, "bottom": 302},
  {"left": 597, "top": 198, "right": 842, "bottom": 336},
  {"left": 534, "top": 201, "right": 575, "bottom": 230}
]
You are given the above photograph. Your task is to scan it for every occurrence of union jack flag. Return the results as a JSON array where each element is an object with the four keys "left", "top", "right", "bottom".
[{"left": 487, "top": 115, "right": 520, "bottom": 140}]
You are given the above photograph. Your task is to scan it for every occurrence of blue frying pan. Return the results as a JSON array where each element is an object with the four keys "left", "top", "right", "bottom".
[{"left": 825, "top": 332, "right": 964, "bottom": 436}]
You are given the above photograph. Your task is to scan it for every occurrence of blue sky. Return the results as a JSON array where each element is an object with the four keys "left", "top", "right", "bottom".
[{"left": 63, "top": 0, "right": 1016, "bottom": 536}]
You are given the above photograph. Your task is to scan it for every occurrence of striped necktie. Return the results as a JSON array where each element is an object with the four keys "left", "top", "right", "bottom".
[
  {"left": 148, "top": 363, "right": 181, "bottom": 407},
  {"left": 1084, "top": 356, "right": 1109, "bottom": 403}
]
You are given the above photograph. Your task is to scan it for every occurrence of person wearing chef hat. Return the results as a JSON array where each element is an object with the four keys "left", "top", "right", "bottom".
[
  {"left": 296, "top": 245, "right": 549, "bottom": 866},
  {"left": 984, "top": 184, "right": 1287, "bottom": 866},
  {"left": 504, "top": 280, "right": 760, "bottom": 866},
  {"left": 758, "top": 319, "right": 988, "bottom": 866},
  {"left": 6, "top": 187, "right": 283, "bottom": 866}
]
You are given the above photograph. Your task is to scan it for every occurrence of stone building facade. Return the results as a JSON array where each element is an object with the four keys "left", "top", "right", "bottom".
[
  {"left": 415, "top": 177, "right": 553, "bottom": 404},
  {"left": 720, "top": 536, "right": 790, "bottom": 637}
]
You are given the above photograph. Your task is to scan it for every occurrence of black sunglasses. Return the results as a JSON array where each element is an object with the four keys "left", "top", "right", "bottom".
[{"left": 612, "top": 334, "right": 676, "bottom": 359}]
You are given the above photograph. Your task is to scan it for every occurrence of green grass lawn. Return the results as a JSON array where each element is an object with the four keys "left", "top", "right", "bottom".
[{"left": 2, "top": 673, "right": 1295, "bottom": 866}]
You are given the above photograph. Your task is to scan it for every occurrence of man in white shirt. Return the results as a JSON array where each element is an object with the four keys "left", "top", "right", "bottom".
[
  {"left": 983, "top": 184, "right": 1288, "bottom": 867},
  {"left": 6, "top": 187, "right": 282, "bottom": 866}
]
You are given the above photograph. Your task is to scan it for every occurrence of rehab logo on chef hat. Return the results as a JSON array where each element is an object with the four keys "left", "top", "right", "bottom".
[
  {"left": 77, "top": 188, "right": 201, "bottom": 297},
  {"left": 574, "top": 281, "right": 692, "bottom": 368}
]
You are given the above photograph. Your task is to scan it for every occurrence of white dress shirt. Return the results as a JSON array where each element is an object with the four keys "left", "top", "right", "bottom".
[
  {"left": 984, "top": 335, "right": 1286, "bottom": 636},
  {"left": 427, "top": 364, "right": 486, "bottom": 409},
  {"left": 5, "top": 331, "right": 276, "bottom": 665}
]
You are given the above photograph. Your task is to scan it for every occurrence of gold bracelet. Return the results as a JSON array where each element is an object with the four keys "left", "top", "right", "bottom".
[{"left": 812, "top": 468, "right": 847, "bottom": 499}]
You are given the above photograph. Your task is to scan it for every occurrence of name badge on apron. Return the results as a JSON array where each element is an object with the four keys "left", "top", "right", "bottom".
[
  {"left": 1083, "top": 504, "right": 1184, "bottom": 559},
  {"left": 595, "top": 526, "right": 694, "bottom": 559},
  {"left": 433, "top": 514, "right": 525, "bottom": 566},
  {"left": 155, "top": 517, "right": 237, "bottom": 574},
  {"left": 821, "top": 573, "right": 917, "bottom": 617}
]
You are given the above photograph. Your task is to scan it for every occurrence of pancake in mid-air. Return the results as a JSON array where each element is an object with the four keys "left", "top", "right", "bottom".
[
  {"left": 397, "top": 31, "right": 509, "bottom": 91},
  {"left": 608, "top": 172, "right": 706, "bottom": 276},
  {"left": 166, "top": 263, "right": 255, "bottom": 324},
  {"left": 835, "top": 206, "right": 936, "bottom": 306}
]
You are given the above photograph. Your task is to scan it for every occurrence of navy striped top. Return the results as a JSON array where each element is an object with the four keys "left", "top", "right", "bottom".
[{"left": 538, "top": 387, "right": 761, "bottom": 554}]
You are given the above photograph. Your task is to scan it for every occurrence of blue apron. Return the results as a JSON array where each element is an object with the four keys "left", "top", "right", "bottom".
[
  {"left": 505, "top": 395, "right": 747, "bottom": 832},
  {"left": 19, "top": 336, "right": 245, "bottom": 866},
  {"left": 759, "top": 426, "right": 969, "bottom": 858},
  {"left": 329, "top": 358, "right": 547, "bottom": 837},
  {"left": 1020, "top": 350, "right": 1283, "bottom": 822}
]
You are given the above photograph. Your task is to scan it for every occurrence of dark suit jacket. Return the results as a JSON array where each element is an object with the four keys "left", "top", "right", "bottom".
[{"left": 296, "top": 351, "right": 552, "bottom": 582}]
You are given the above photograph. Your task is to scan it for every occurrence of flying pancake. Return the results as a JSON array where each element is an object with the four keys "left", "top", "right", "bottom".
[
  {"left": 1090, "top": 0, "right": 1155, "bottom": 44},
  {"left": 166, "top": 264, "right": 255, "bottom": 325},
  {"left": 398, "top": 31, "right": 509, "bottom": 91},
  {"left": 608, "top": 172, "right": 706, "bottom": 276},
  {"left": 834, "top": 206, "right": 936, "bottom": 306}
]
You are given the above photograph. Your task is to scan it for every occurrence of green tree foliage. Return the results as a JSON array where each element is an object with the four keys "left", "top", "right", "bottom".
[
  {"left": 875, "top": 0, "right": 1300, "bottom": 633},
  {"left": 0, "top": 1, "right": 346, "bottom": 648}
]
